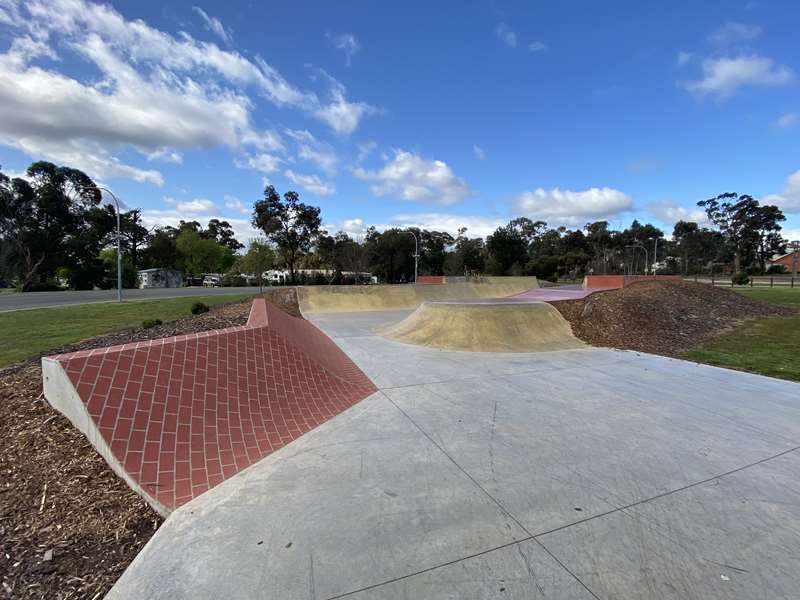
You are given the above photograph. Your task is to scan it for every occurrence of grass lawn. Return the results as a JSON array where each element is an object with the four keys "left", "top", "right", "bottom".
[
  {"left": 684, "top": 287, "right": 800, "bottom": 381},
  {"left": 0, "top": 294, "right": 248, "bottom": 368}
]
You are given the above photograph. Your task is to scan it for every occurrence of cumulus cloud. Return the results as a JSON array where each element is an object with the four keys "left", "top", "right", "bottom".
[
  {"left": 708, "top": 22, "right": 762, "bottom": 45},
  {"left": 165, "top": 196, "right": 217, "bottom": 214},
  {"left": 224, "top": 195, "right": 250, "bottom": 214},
  {"left": 286, "top": 129, "right": 338, "bottom": 175},
  {"left": 647, "top": 201, "right": 710, "bottom": 227},
  {"left": 0, "top": 0, "right": 373, "bottom": 185},
  {"left": 495, "top": 23, "right": 517, "bottom": 48},
  {"left": 357, "top": 141, "right": 377, "bottom": 162},
  {"left": 284, "top": 169, "right": 335, "bottom": 196},
  {"left": 192, "top": 6, "right": 232, "bottom": 45},
  {"left": 763, "top": 169, "right": 800, "bottom": 213},
  {"left": 682, "top": 55, "right": 793, "bottom": 98},
  {"left": 514, "top": 187, "right": 633, "bottom": 226},
  {"left": 237, "top": 153, "right": 282, "bottom": 174},
  {"left": 677, "top": 51, "right": 692, "bottom": 67},
  {"left": 323, "top": 218, "right": 369, "bottom": 236},
  {"left": 389, "top": 213, "right": 503, "bottom": 238},
  {"left": 473, "top": 145, "right": 486, "bottom": 160},
  {"left": 326, "top": 32, "right": 360, "bottom": 66},
  {"left": 353, "top": 150, "right": 471, "bottom": 206},
  {"left": 528, "top": 41, "right": 547, "bottom": 53},
  {"left": 141, "top": 209, "right": 260, "bottom": 245},
  {"left": 774, "top": 112, "right": 798, "bottom": 129}
]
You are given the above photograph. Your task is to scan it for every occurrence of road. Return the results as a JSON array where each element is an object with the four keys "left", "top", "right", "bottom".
[{"left": 0, "top": 287, "right": 263, "bottom": 313}]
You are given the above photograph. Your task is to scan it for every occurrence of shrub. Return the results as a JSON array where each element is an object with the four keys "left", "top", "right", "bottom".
[
  {"left": 731, "top": 271, "right": 749, "bottom": 286},
  {"left": 191, "top": 301, "right": 210, "bottom": 315},
  {"left": 142, "top": 318, "right": 163, "bottom": 329}
]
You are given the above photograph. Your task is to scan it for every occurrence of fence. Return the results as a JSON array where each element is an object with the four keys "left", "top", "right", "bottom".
[{"left": 685, "top": 275, "right": 798, "bottom": 288}]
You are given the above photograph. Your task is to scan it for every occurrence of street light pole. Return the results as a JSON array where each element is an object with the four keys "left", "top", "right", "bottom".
[
  {"left": 402, "top": 230, "right": 419, "bottom": 283},
  {"left": 78, "top": 186, "right": 123, "bottom": 302}
]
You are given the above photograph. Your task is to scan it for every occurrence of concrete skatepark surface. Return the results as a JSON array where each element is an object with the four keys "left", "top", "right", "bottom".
[
  {"left": 106, "top": 307, "right": 800, "bottom": 599},
  {"left": 41, "top": 298, "right": 375, "bottom": 515}
]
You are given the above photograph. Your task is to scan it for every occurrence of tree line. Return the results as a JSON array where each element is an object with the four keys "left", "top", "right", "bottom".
[{"left": 0, "top": 161, "right": 791, "bottom": 291}]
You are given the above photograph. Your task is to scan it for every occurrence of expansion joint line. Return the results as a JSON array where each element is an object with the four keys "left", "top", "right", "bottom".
[{"left": 329, "top": 395, "right": 800, "bottom": 600}]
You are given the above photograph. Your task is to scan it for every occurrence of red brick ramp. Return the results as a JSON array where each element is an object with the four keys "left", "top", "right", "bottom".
[{"left": 41, "top": 299, "right": 376, "bottom": 516}]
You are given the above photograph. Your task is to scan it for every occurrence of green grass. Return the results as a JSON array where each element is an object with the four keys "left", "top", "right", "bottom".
[
  {"left": 0, "top": 294, "right": 248, "bottom": 368},
  {"left": 733, "top": 287, "right": 800, "bottom": 307},
  {"left": 684, "top": 287, "right": 800, "bottom": 381}
]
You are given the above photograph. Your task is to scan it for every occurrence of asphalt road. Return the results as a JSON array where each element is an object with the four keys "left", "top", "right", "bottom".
[{"left": 0, "top": 287, "right": 263, "bottom": 313}]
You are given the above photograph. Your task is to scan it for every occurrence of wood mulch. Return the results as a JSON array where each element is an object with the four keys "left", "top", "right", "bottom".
[
  {"left": 0, "top": 291, "right": 303, "bottom": 600},
  {"left": 551, "top": 280, "right": 796, "bottom": 357}
]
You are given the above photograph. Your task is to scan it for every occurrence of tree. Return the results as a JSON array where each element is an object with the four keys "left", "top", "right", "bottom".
[
  {"left": 252, "top": 186, "right": 321, "bottom": 284},
  {"left": 240, "top": 238, "right": 274, "bottom": 291},
  {"left": 175, "top": 229, "right": 232, "bottom": 276},
  {"left": 485, "top": 221, "right": 528, "bottom": 275},
  {"left": 364, "top": 227, "right": 416, "bottom": 283},
  {"left": 204, "top": 218, "right": 244, "bottom": 252},
  {"left": 698, "top": 193, "right": 786, "bottom": 273},
  {"left": 120, "top": 209, "right": 149, "bottom": 271},
  {"left": 0, "top": 162, "right": 115, "bottom": 290}
]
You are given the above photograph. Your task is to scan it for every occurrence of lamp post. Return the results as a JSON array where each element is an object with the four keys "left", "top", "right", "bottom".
[
  {"left": 401, "top": 230, "right": 419, "bottom": 283},
  {"left": 78, "top": 186, "right": 123, "bottom": 302}
]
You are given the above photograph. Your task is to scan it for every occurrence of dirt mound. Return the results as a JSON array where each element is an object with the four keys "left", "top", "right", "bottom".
[{"left": 551, "top": 280, "right": 795, "bottom": 357}]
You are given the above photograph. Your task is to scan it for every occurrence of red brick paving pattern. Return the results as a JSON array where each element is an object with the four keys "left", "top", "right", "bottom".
[{"left": 48, "top": 300, "right": 376, "bottom": 513}]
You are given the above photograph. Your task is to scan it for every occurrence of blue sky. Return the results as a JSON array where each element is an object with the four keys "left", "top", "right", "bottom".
[{"left": 1, "top": 0, "right": 799, "bottom": 242}]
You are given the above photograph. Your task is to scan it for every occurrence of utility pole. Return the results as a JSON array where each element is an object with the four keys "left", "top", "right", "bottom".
[
  {"left": 792, "top": 240, "right": 799, "bottom": 279},
  {"left": 77, "top": 186, "right": 123, "bottom": 302},
  {"left": 653, "top": 237, "right": 658, "bottom": 276},
  {"left": 402, "top": 230, "right": 419, "bottom": 283}
]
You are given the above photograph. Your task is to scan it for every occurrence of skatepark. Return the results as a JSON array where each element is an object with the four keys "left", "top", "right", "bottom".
[{"left": 41, "top": 277, "right": 800, "bottom": 599}]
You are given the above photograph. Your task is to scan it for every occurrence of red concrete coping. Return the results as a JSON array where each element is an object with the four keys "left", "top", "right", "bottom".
[
  {"left": 584, "top": 275, "right": 682, "bottom": 289},
  {"left": 42, "top": 299, "right": 376, "bottom": 514},
  {"left": 416, "top": 275, "right": 445, "bottom": 285}
]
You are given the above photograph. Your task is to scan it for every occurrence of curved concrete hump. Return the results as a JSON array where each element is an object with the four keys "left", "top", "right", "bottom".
[
  {"left": 298, "top": 276, "right": 539, "bottom": 314},
  {"left": 41, "top": 299, "right": 376, "bottom": 515},
  {"left": 376, "top": 300, "right": 584, "bottom": 353}
]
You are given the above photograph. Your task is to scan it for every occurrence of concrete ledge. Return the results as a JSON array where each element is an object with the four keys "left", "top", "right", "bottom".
[{"left": 41, "top": 299, "right": 376, "bottom": 515}]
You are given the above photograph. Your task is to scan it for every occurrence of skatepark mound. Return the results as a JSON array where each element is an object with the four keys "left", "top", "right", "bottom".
[
  {"left": 551, "top": 280, "right": 794, "bottom": 356},
  {"left": 297, "top": 276, "right": 539, "bottom": 313},
  {"left": 377, "top": 299, "right": 585, "bottom": 352},
  {"left": 41, "top": 298, "right": 376, "bottom": 516}
]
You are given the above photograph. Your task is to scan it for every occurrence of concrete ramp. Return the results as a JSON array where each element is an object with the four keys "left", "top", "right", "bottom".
[
  {"left": 41, "top": 299, "right": 376, "bottom": 515},
  {"left": 298, "top": 277, "right": 539, "bottom": 314},
  {"left": 376, "top": 300, "right": 585, "bottom": 353}
]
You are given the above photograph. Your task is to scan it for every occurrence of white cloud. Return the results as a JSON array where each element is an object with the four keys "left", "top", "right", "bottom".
[
  {"left": 357, "top": 141, "right": 377, "bottom": 162},
  {"left": 514, "top": 187, "right": 633, "bottom": 226},
  {"left": 709, "top": 22, "right": 762, "bottom": 45},
  {"left": 683, "top": 55, "right": 793, "bottom": 98},
  {"left": 495, "top": 23, "right": 517, "bottom": 48},
  {"left": 192, "top": 6, "right": 232, "bottom": 45},
  {"left": 775, "top": 112, "right": 798, "bottom": 129},
  {"left": 647, "top": 201, "right": 710, "bottom": 227},
  {"left": 165, "top": 196, "right": 217, "bottom": 214},
  {"left": 141, "top": 209, "right": 259, "bottom": 245},
  {"left": 238, "top": 153, "right": 282, "bottom": 173},
  {"left": 284, "top": 169, "right": 335, "bottom": 196},
  {"left": 528, "top": 41, "right": 547, "bottom": 53},
  {"left": 473, "top": 145, "right": 486, "bottom": 160},
  {"left": 764, "top": 169, "right": 800, "bottom": 213},
  {"left": 147, "top": 148, "right": 183, "bottom": 164},
  {"left": 224, "top": 195, "right": 250, "bottom": 214},
  {"left": 286, "top": 129, "right": 338, "bottom": 175},
  {"left": 389, "top": 212, "right": 503, "bottom": 238},
  {"left": 312, "top": 74, "right": 375, "bottom": 135},
  {"left": 677, "top": 51, "right": 692, "bottom": 67},
  {"left": 324, "top": 218, "right": 368, "bottom": 236},
  {"left": 353, "top": 150, "right": 471, "bottom": 206},
  {"left": 326, "top": 32, "right": 360, "bottom": 66},
  {"left": 0, "top": 0, "right": 373, "bottom": 186}
]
